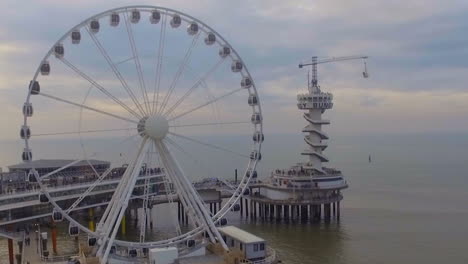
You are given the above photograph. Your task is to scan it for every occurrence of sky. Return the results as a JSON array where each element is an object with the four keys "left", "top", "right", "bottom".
[{"left": 1, "top": 0, "right": 468, "bottom": 142}]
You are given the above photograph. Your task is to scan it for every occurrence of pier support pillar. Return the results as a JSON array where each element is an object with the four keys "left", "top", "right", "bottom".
[
  {"left": 8, "top": 238, "right": 13, "bottom": 264},
  {"left": 324, "top": 203, "right": 331, "bottom": 222},
  {"left": 337, "top": 201, "right": 341, "bottom": 220},
  {"left": 88, "top": 208, "right": 95, "bottom": 232},
  {"left": 178, "top": 202, "right": 181, "bottom": 221},
  {"left": 284, "top": 205, "right": 289, "bottom": 221},
  {"left": 240, "top": 197, "right": 243, "bottom": 217},
  {"left": 121, "top": 214, "right": 126, "bottom": 236},
  {"left": 51, "top": 223, "right": 58, "bottom": 255},
  {"left": 276, "top": 205, "right": 281, "bottom": 221},
  {"left": 245, "top": 199, "right": 249, "bottom": 219}
]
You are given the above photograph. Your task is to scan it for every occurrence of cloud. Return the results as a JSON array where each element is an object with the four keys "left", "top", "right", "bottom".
[{"left": 0, "top": 0, "right": 468, "bottom": 142}]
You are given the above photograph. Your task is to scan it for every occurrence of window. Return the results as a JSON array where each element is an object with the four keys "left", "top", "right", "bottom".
[
  {"left": 254, "top": 244, "right": 259, "bottom": 252},
  {"left": 231, "top": 239, "right": 235, "bottom": 247},
  {"left": 260, "top": 243, "right": 265, "bottom": 251},
  {"left": 240, "top": 243, "right": 243, "bottom": 251},
  {"left": 223, "top": 235, "right": 227, "bottom": 242}
]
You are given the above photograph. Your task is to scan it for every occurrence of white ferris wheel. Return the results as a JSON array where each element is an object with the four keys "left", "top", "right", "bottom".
[{"left": 21, "top": 5, "right": 263, "bottom": 262}]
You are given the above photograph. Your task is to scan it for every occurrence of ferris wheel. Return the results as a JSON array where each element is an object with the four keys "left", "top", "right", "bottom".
[{"left": 21, "top": 5, "right": 263, "bottom": 262}]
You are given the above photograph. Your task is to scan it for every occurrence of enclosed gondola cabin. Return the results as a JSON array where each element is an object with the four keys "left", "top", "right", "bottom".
[
  {"left": 253, "top": 132, "right": 264, "bottom": 142},
  {"left": 231, "top": 60, "right": 243, "bottom": 72},
  {"left": 88, "top": 237, "right": 97, "bottom": 246},
  {"left": 186, "top": 239, "right": 195, "bottom": 248},
  {"left": 69, "top": 224, "right": 79, "bottom": 236},
  {"left": 219, "top": 46, "right": 231, "bottom": 58},
  {"left": 204, "top": 32, "right": 216, "bottom": 45},
  {"left": 23, "top": 103, "right": 33, "bottom": 117},
  {"left": 29, "top": 80, "right": 40, "bottom": 95},
  {"left": 248, "top": 95, "right": 258, "bottom": 106},
  {"left": 170, "top": 14, "right": 181, "bottom": 28},
  {"left": 54, "top": 44, "right": 64, "bottom": 58},
  {"left": 22, "top": 148, "right": 32, "bottom": 162},
  {"left": 251, "top": 113, "right": 262, "bottom": 124},
  {"left": 241, "top": 77, "right": 252, "bottom": 88},
  {"left": 187, "top": 22, "right": 199, "bottom": 35},
  {"left": 250, "top": 151, "right": 261, "bottom": 161},
  {"left": 231, "top": 204, "right": 241, "bottom": 212},
  {"left": 131, "top": 10, "right": 140, "bottom": 23},
  {"left": 90, "top": 20, "right": 100, "bottom": 33},
  {"left": 110, "top": 13, "right": 120, "bottom": 26},
  {"left": 40, "top": 61, "right": 50, "bottom": 76},
  {"left": 71, "top": 30, "right": 81, "bottom": 44},
  {"left": 150, "top": 10, "right": 161, "bottom": 24},
  {"left": 52, "top": 209, "right": 63, "bottom": 222},
  {"left": 39, "top": 193, "right": 49, "bottom": 203},
  {"left": 20, "top": 125, "right": 31, "bottom": 139}
]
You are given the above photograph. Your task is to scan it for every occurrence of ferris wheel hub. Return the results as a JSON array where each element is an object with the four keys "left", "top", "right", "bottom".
[{"left": 138, "top": 114, "right": 169, "bottom": 140}]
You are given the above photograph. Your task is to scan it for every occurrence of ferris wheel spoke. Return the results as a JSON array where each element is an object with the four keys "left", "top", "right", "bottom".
[
  {"left": 155, "top": 140, "right": 228, "bottom": 250},
  {"left": 169, "top": 121, "right": 249, "bottom": 128},
  {"left": 158, "top": 32, "right": 201, "bottom": 115},
  {"left": 65, "top": 167, "right": 113, "bottom": 213},
  {"left": 151, "top": 141, "right": 182, "bottom": 235},
  {"left": 85, "top": 27, "right": 146, "bottom": 117},
  {"left": 168, "top": 87, "right": 243, "bottom": 121},
  {"left": 39, "top": 92, "right": 138, "bottom": 124},
  {"left": 123, "top": 11, "right": 151, "bottom": 115},
  {"left": 58, "top": 57, "right": 143, "bottom": 119},
  {"left": 167, "top": 132, "right": 249, "bottom": 159},
  {"left": 32, "top": 127, "right": 136, "bottom": 137},
  {"left": 163, "top": 58, "right": 225, "bottom": 117},
  {"left": 98, "top": 138, "right": 150, "bottom": 263},
  {"left": 151, "top": 13, "right": 168, "bottom": 115}
]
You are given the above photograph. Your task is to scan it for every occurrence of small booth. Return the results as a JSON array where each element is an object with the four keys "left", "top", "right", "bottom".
[{"left": 218, "top": 226, "right": 266, "bottom": 262}]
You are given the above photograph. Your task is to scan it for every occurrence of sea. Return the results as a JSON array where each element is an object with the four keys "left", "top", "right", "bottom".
[{"left": 1, "top": 132, "right": 467, "bottom": 264}]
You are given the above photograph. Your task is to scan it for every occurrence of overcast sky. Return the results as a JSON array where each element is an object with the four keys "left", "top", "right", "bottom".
[{"left": 1, "top": 0, "right": 468, "bottom": 141}]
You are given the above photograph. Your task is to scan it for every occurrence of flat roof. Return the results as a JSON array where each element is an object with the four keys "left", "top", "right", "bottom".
[
  {"left": 8, "top": 159, "right": 110, "bottom": 170},
  {"left": 218, "top": 226, "right": 264, "bottom": 244}
]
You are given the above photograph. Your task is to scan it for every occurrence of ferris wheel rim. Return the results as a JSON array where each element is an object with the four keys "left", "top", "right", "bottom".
[{"left": 22, "top": 5, "right": 263, "bottom": 249}]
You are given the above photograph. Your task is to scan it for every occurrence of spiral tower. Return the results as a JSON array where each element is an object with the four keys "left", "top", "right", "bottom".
[{"left": 297, "top": 62, "right": 333, "bottom": 174}]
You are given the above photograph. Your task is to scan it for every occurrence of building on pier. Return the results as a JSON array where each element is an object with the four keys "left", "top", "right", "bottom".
[{"left": 245, "top": 63, "right": 348, "bottom": 222}]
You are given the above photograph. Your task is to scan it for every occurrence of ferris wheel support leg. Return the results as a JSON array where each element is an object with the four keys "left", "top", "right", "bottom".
[
  {"left": 157, "top": 141, "right": 229, "bottom": 251},
  {"left": 155, "top": 141, "right": 209, "bottom": 236},
  {"left": 98, "top": 138, "right": 150, "bottom": 263}
]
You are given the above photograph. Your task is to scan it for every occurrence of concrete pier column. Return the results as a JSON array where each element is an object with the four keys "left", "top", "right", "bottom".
[
  {"left": 51, "top": 223, "right": 58, "bottom": 255},
  {"left": 245, "top": 198, "right": 249, "bottom": 219},
  {"left": 301, "top": 206, "right": 308, "bottom": 222},
  {"left": 276, "top": 205, "right": 281, "bottom": 221},
  {"left": 178, "top": 202, "right": 181, "bottom": 221},
  {"left": 296, "top": 205, "right": 300, "bottom": 220},
  {"left": 332, "top": 203, "right": 336, "bottom": 217},
  {"left": 88, "top": 208, "right": 95, "bottom": 232},
  {"left": 121, "top": 214, "right": 127, "bottom": 236},
  {"left": 253, "top": 201, "right": 257, "bottom": 220},
  {"left": 324, "top": 203, "right": 331, "bottom": 222},
  {"left": 283, "top": 205, "right": 289, "bottom": 221},
  {"left": 240, "top": 197, "right": 244, "bottom": 217},
  {"left": 8, "top": 238, "right": 13, "bottom": 264},
  {"left": 269, "top": 204, "right": 274, "bottom": 221},
  {"left": 337, "top": 201, "right": 341, "bottom": 220}
]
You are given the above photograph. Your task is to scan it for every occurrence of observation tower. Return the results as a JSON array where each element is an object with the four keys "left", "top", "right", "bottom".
[{"left": 247, "top": 56, "right": 368, "bottom": 222}]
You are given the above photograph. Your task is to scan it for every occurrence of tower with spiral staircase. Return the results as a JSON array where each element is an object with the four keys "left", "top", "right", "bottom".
[{"left": 247, "top": 56, "right": 370, "bottom": 223}]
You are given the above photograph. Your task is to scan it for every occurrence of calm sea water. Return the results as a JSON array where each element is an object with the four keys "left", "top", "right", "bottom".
[{"left": 1, "top": 132, "right": 468, "bottom": 263}]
